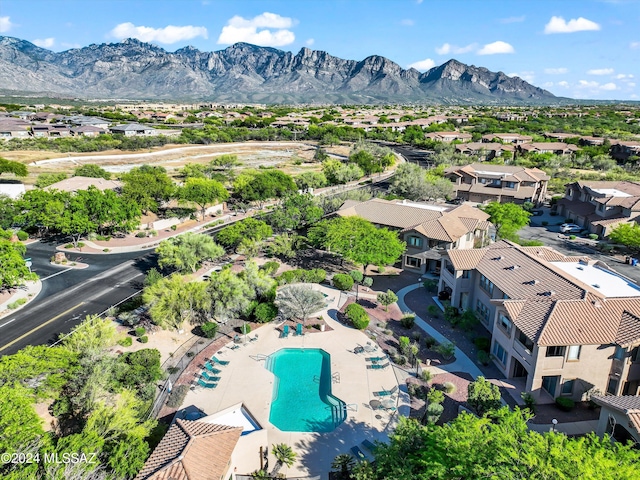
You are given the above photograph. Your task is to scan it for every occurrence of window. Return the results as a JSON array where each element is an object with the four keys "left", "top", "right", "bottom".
[
  {"left": 461, "top": 270, "right": 470, "bottom": 279},
  {"left": 614, "top": 346, "right": 626, "bottom": 360},
  {"left": 598, "top": 204, "right": 604, "bottom": 212},
  {"left": 561, "top": 379, "right": 575, "bottom": 395},
  {"left": 632, "top": 347, "right": 640, "bottom": 363},
  {"left": 505, "top": 181, "right": 516, "bottom": 189},
  {"left": 517, "top": 330, "right": 534, "bottom": 353},
  {"left": 606, "top": 377, "right": 619, "bottom": 395},
  {"left": 479, "top": 274, "right": 494, "bottom": 295},
  {"left": 546, "top": 346, "right": 566, "bottom": 357},
  {"left": 542, "top": 375, "right": 560, "bottom": 397},
  {"left": 498, "top": 313, "right": 513, "bottom": 335},
  {"left": 476, "top": 300, "right": 490, "bottom": 324},
  {"left": 406, "top": 256, "right": 421, "bottom": 268},
  {"left": 445, "top": 260, "right": 454, "bottom": 275},
  {"left": 567, "top": 345, "right": 581, "bottom": 361},
  {"left": 408, "top": 236, "right": 423, "bottom": 248},
  {"left": 492, "top": 341, "right": 507, "bottom": 365}
]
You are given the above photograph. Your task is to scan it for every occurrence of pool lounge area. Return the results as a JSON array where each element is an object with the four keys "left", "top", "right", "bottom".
[{"left": 181, "top": 284, "right": 407, "bottom": 479}]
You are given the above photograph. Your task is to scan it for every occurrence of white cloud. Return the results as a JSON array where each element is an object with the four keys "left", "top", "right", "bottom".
[
  {"left": 600, "top": 82, "right": 618, "bottom": 90},
  {"left": 305, "top": 38, "right": 314, "bottom": 46},
  {"left": 628, "top": 82, "right": 636, "bottom": 88},
  {"left": 544, "top": 67, "right": 568, "bottom": 74},
  {"left": 616, "top": 73, "right": 634, "bottom": 79},
  {"left": 508, "top": 71, "right": 535, "bottom": 83},
  {"left": 630, "top": 42, "right": 640, "bottom": 49},
  {"left": 558, "top": 81, "right": 569, "bottom": 87},
  {"left": 400, "top": 19, "right": 415, "bottom": 26},
  {"left": 477, "top": 41, "right": 515, "bottom": 55},
  {"left": 408, "top": 58, "right": 436, "bottom": 71},
  {"left": 0, "top": 16, "right": 14, "bottom": 33},
  {"left": 587, "top": 68, "right": 614, "bottom": 75},
  {"left": 217, "top": 12, "right": 296, "bottom": 46},
  {"left": 576, "top": 80, "right": 619, "bottom": 91},
  {"left": 33, "top": 38, "right": 55, "bottom": 48},
  {"left": 544, "top": 16, "right": 600, "bottom": 34},
  {"left": 435, "top": 42, "right": 477, "bottom": 55},
  {"left": 416, "top": 0, "right": 424, "bottom": 4},
  {"left": 543, "top": 81, "right": 554, "bottom": 87},
  {"left": 578, "top": 80, "right": 600, "bottom": 88},
  {"left": 499, "top": 16, "right": 525, "bottom": 24},
  {"left": 110, "top": 22, "right": 208, "bottom": 44}
]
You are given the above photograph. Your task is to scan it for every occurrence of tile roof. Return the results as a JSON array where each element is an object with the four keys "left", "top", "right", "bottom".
[
  {"left": 44, "top": 176, "right": 123, "bottom": 192},
  {"left": 446, "top": 163, "right": 550, "bottom": 182},
  {"left": 592, "top": 395, "right": 640, "bottom": 433},
  {"left": 336, "top": 198, "right": 444, "bottom": 229},
  {"left": 135, "top": 419, "right": 242, "bottom": 480}
]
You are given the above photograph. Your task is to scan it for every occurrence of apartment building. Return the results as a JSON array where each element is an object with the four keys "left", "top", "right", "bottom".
[
  {"left": 336, "top": 198, "right": 491, "bottom": 275},
  {"left": 438, "top": 240, "right": 640, "bottom": 403},
  {"left": 445, "top": 163, "right": 549, "bottom": 205}
]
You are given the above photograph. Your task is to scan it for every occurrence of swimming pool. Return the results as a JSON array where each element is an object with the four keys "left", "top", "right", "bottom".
[{"left": 266, "top": 348, "right": 346, "bottom": 432}]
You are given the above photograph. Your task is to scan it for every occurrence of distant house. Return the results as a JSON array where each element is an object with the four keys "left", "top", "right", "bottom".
[
  {"left": 610, "top": 141, "right": 640, "bottom": 162},
  {"left": 482, "top": 133, "right": 532, "bottom": 144},
  {"left": 543, "top": 132, "right": 578, "bottom": 142},
  {"left": 517, "top": 142, "right": 579, "bottom": 156},
  {"left": 71, "top": 125, "right": 106, "bottom": 137},
  {"left": 425, "top": 131, "right": 473, "bottom": 143},
  {"left": 336, "top": 198, "right": 491, "bottom": 274},
  {"left": 31, "top": 124, "right": 71, "bottom": 138},
  {"left": 44, "top": 176, "right": 122, "bottom": 193},
  {"left": 445, "top": 163, "right": 549, "bottom": 205},
  {"left": 455, "top": 142, "right": 514, "bottom": 161},
  {"left": 110, "top": 123, "right": 158, "bottom": 136},
  {"left": 0, "top": 122, "right": 30, "bottom": 139}
]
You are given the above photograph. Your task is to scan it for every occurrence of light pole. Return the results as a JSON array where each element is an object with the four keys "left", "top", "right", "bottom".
[{"left": 551, "top": 418, "right": 558, "bottom": 432}]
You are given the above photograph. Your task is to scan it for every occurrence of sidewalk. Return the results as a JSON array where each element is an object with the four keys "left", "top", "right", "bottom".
[
  {"left": 0, "top": 280, "right": 43, "bottom": 321},
  {"left": 528, "top": 420, "right": 599, "bottom": 436}
]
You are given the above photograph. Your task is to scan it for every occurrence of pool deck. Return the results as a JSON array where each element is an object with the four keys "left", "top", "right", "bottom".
[{"left": 181, "top": 284, "right": 407, "bottom": 478}]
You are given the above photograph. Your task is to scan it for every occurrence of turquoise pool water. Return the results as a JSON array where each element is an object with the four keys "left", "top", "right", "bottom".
[{"left": 266, "top": 348, "right": 346, "bottom": 432}]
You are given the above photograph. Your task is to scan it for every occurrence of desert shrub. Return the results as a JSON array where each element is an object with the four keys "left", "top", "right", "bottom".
[
  {"left": 555, "top": 397, "right": 575, "bottom": 412},
  {"left": 473, "top": 337, "right": 491, "bottom": 352},
  {"left": 422, "top": 279, "right": 438, "bottom": 292},
  {"left": 393, "top": 354, "right": 407, "bottom": 365},
  {"left": 103, "top": 248, "right": 110, "bottom": 252},
  {"left": 398, "top": 336, "right": 411, "bottom": 355},
  {"left": 569, "top": 235, "right": 576, "bottom": 240},
  {"left": 134, "top": 327, "right": 146, "bottom": 337},
  {"left": 400, "top": 313, "right": 416, "bottom": 329},
  {"left": 411, "top": 331, "right": 421, "bottom": 342},
  {"left": 421, "top": 370, "right": 433, "bottom": 383},
  {"left": 200, "top": 321, "right": 219, "bottom": 338},
  {"left": 443, "top": 381, "right": 456, "bottom": 394},
  {"left": 276, "top": 268, "right": 326, "bottom": 285},
  {"left": 521, "top": 392, "right": 536, "bottom": 413},
  {"left": 425, "top": 402, "right": 444, "bottom": 424},
  {"left": 167, "top": 366, "right": 179, "bottom": 375},
  {"left": 254, "top": 302, "right": 278, "bottom": 323},
  {"left": 458, "top": 310, "right": 478, "bottom": 331},
  {"left": 118, "top": 295, "right": 144, "bottom": 313},
  {"left": 377, "top": 265, "right": 385, "bottom": 273},
  {"left": 166, "top": 384, "right": 190, "bottom": 408},
  {"left": 477, "top": 350, "right": 490, "bottom": 365},
  {"left": 64, "top": 243, "right": 73, "bottom": 249},
  {"left": 171, "top": 224, "right": 178, "bottom": 231},
  {"left": 240, "top": 323, "right": 251, "bottom": 335},
  {"left": 345, "top": 302, "right": 369, "bottom": 330},
  {"left": 427, "top": 305, "right": 440, "bottom": 317},
  {"left": 424, "top": 336, "right": 437, "bottom": 349},
  {"left": 260, "top": 260, "right": 280, "bottom": 276},
  {"left": 138, "top": 335, "right": 149, "bottom": 343},
  {"left": 16, "top": 230, "right": 28, "bottom": 241},
  {"left": 435, "top": 341, "right": 455, "bottom": 360},
  {"left": 427, "top": 388, "right": 445, "bottom": 405},
  {"left": 332, "top": 273, "right": 354, "bottom": 291},
  {"left": 444, "top": 306, "right": 459, "bottom": 325},
  {"left": 7, "top": 298, "right": 27, "bottom": 309},
  {"left": 588, "top": 233, "right": 599, "bottom": 240},
  {"left": 136, "top": 231, "right": 147, "bottom": 238},
  {"left": 118, "top": 337, "right": 133, "bottom": 347},
  {"left": 407, "top": 383, "right": 420, "bottom": 397}
]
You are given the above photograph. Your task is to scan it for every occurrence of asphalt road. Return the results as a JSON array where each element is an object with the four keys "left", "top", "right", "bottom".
[{"left": 0, "top": 241, "right": 157, "bottom": 355}]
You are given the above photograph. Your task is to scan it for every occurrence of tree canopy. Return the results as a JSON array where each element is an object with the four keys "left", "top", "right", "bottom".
[
  {"left": 215, "top": 218, "right": 273, "bottom": 248},
  {"left": 268, "top": 193, "right": 323, "bottom": 232},
  {"left": 482, "top": 202, "right": 530, "bottom": 240},
  {"left": 609, "top": 222, "right": 640, "bottom": 249},
  {"left": 233, "top": 169, "right": 296, "bottom": 204},
  {"left": 0, "top": 157, "right": 27, "bottom": 177},
  {"left": 156, "top": 232, "right": 224, "bottom": 273},
  {"left": 275, "top": 285, "right": 327, "bottom": 324},
  {"left": 0, "top": 229, "right": 36, "bottom": 290},
  {"left": 179, "top": 177, "right": 229, "bottom": 220},
  {"left": 390, "top": 162, "right": 453, "bottom": 201},
  {"left": 73, "top": 164, "right": 111, "bottom": 179},
  {"left": 121, "top": 165, "right": 174, "bottom": 213}
]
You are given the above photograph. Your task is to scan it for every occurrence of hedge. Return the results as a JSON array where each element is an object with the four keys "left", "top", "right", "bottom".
[
  {"left": 333, "top": 273, "right": 354, "bottom": 291},
  {"left": 345, "top": 302, "right": 369, "bottom": 330},
  {"left": 276, "top": 268, "right": 326, "bottom": 285}
]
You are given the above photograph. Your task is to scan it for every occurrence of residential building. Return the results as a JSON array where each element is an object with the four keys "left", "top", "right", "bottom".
[
  {"left": 44, "top": 176, "right": 122, "bottom": 193},
  {"left": 455, "top": 142, "right": 514, "bottom": 161},
  {"left": 439, "top": 240, "right": 640, "bottom": 403},
  {"left": 592, "top": 395, "right": 640, "bottom": 444},
  {"left": 336, "top": 198, "right": 491, "bottom": 275},
  {"left": 425, "top": 131, "right": 473, "bottom": 143},
  {"left": 71, "top": 125, "right": 107, "bottom": 137},
  {"left": 517, "top": 142, "right": 579, "bottom": 156},
  {"left": 109, "top": 123, "right": 158, "bottom": 136},
  {"left": 482, "top": 133, "right": 532, "bottom": 144},
  {"left": 0, "top": 121, "right": 30, "bottom": 139},
  {"left": 445, "top": 163, "right": 549, "bottom": 205},
  {"left": 610, "top": 141, "right": 640, "bottom": 162},
  {"left": 556, "top": 181, "right": 640, "bottom": 237}
]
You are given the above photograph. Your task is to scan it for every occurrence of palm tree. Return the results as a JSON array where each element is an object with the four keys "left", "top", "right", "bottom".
[
  {"left": 270, "top": 443, "right": 296, "bottom": 477},
  {"left": 331, "top": 454, "right": 355, "bottom": 480}
]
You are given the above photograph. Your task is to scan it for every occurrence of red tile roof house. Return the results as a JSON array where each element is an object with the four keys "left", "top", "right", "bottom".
[
  {"left": 482, "top": 133, "right": 532, "bottom": 144},
  {"left": 425, "top": 131, "right": 473, "bottom": 143},
  {"left": 610, "top": 140, "right": 640, "bottom": 162},
  {"left": 445, "top": 163, "right": 549, "bottom": 206},
  {"left": 556, "top": 181, "right": 640, "bottom": 238},
  {"left": 517, "top": 142, "right": 580, "bottom": 156},
  {"left": 592, "top": 395, "right": 640, "bottom": 444},
  {"left": 439, "top": 240, "right": 640, "bottom": 403},
  {"left": 455, "top": 142, "right": 515, "bottom": 161},
  {"left": 336, "top": 198, "right": 491, "bottom": 275}
]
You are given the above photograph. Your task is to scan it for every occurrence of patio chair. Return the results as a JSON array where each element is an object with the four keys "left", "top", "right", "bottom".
[
  {"left": 366, "top": 362, "right": 390, "bottom": 370},
  {"left": 361, "top": 439, "right": 377, "bottom": 452},
  {"left": 281, "top": 325, "right": 289, "bottom": 338},
  {"left": 197, "top": 378, "right": 217, "bottom": 389},
  {"left": 295, "top": 323, "right": 303, "bottom": 336},
  {"left": 201, "top": 371, "right": 220, "bottom": 382},
  {"left": 203, "top": 363, "right": 222, "bottom": 374},
  {"left": 228, "top": 344, "right": 240, "bottom": 350},
  {"left": 373, "top": 385, "right": 398, "bottom": 397},
  {"left": 211, "top": 356, "right": 230, "bottom": 366},
  {"left": 249, "top": 334, "right": 258, "bottom": 342},
  {"left": 354, "top": 346, "right": 365, "bottom": 354},
  {"left": 350, "top": 446, "right": 367, "bottom": 461}
]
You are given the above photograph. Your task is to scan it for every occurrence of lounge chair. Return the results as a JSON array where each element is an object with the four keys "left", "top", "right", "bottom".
[
  {"left": 361, "top": 439, "right": 377, "bottom": 452},
  {"left": 203, "top": 363, "right": 222, "bottom": 374},
  {"left": 373, "top": 385, "right": 398, "bottom": 397},
  {"left": 228, "top": 344, "right": 240, "bottom": 350},
  {"left": 249, "top": 334, "right": 258, "bottom": 342},
  {"left": 350, "top": 446, "right": 366, "bottom": 461},
  {"left": 366, "top": 362, "right": 390, "bottom": 370},
  {"left": 366, "top": 356, "right": 385, "bottom": 362},
  {"left": 197, "top": 378, "right": 217, "bottom": 389},
  {"left": 354, "top": 346, "right": 364, "bottom": 354},
  {"left": 281, "top": 325, "right": 289, "bottom": 338},
  {"left": 211, "top": 356, "right": 230, "bottom": 366},
  {"left": 295, "top": 323, "right": 303, "bottom": 336},
  {"left": 201, "top": 371, "right": 220, "bottom": 382}
]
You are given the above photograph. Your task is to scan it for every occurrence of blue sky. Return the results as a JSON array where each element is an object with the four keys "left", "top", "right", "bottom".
[{"left": 1, "top": 0, "right": 639, "bottom": 100}]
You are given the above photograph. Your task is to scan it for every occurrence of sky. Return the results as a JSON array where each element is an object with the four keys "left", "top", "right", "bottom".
[{"left": 0, "top": 0, "right": 639, "bottom": 101}]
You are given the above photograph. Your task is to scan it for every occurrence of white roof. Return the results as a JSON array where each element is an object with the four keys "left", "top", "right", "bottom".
[
  {"left": 0, "top": 183, "right": 25, "bottom": 199},
  {"left": 394, "top": 200, "right": 449, "bottom": 212},
  {"left": 591, "top": 188, "right": 632, "bottom": 198},
  {"left": 551, "top": 262, "right": 640, "bottom": 298},
  {"left": 201, "top": 403, "right": 261, "bottom": 435},
  {"left": 474, "top": 170, "right": 507, "bottom": 176}
]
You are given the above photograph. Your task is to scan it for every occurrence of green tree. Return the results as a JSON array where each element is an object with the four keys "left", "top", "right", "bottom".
[
  {"left": 377, "top": 289, "right": 398, "bottom": 311},
  {"left": 322, "top": 159, "right": 364, "bottom": 185},
  {"left": 73, "top": 164, "right": 111, "bottom": 179},
  {"left": 0, "top": 157, "right": 27, "bottom": 177},
  {"left": 271, "top": 443, "right": 297, "bottom": 477},
  {"left": 482, "top": 202, "right": 531, "bottom": 240},
  {"left": 233, "top": 170, "right": 296, "bottom": 204},
  {"left": 209, "top": 154, "right": 241, "bottom": 173},
  {"left": 609, "top": 222, "right": 640, "bottom": 249},
  {"left": 60, "top": 315, "right": 118, "bottom": 355},
  {"left": 331, "top": 453, "right": 356, "bottom": 480},
  {"left": 275, "top": 285, "right": 327, "bottom": 325},
  {"left": 295, "top": 171, "right": 327, "bottom": 190},
  {"left": 268, "top": 233, "right": 304, "bottom": 259},
  {"left": 332, "top": 273, "right": 354, "bottom": 291},
  {"left": 179, "top": 177, "right": 229, "bottom": 220},
  {"left": 207, "top": 268, "right": 255, "bottom": 323},
  {"left": 467, "top": 376, "right": 502, "bottom": 416},
  {"left": 0, "top": 384, "right": 44, "bottom": 454},
  {"left": 309, "top": 216, "right": 405, "bottom": 273},
  {"left": 143, "top": 274, "right": 193, "bottom": 330},
  {"left": 156, "top": 232, "right": 224, "bottom": 273},
  {"left": 390, "top": 162, "right": 453, "bottom": 201},
  {"left": 0, "top": 231, "right": 37, "bottom": 290},
  {"left": 35, "top": 172, "right": 67, "bottom": 188},
  {"left": 121, "top": 165, "right": 175, "bottom": 213},
  {"left": 269, "top": 193, "right": 323, "bottom": 232},
  {"left": 216, "top": 218, "right": 273, "bottom": 248}
]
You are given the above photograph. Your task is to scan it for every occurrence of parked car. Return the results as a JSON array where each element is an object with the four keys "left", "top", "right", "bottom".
[{"left": 560, "top": 223, "right": 582, "bottom": 233}]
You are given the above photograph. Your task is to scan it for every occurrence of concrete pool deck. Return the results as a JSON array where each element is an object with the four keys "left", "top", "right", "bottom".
[{"left": 181, "top": 284, "right": 406, "bottom": 478}]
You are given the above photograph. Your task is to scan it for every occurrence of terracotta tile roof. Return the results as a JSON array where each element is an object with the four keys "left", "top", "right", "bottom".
[
  {"left": 446, "top": 248, "right": 489, "bottom": 270},
  {"left": 518, "top": 247, "right": 569, "bottom": 263},
  {"left": 135, "top": 419, "right": 242, "bottom": 480},
  {"left": 592, "top": 395, "right": 640, "bottom": 432},
  {"left": 336, "top": 198, "right": 444, "bottom": 229},
  {"left": 508, "top": 300, "right": 556, "bottom": 342},
  {"left": 446, "top": 163, "right": 550, "bottom": 182},
  {"left": 615, "top": 310, "right": 640, "bottom": 346}
]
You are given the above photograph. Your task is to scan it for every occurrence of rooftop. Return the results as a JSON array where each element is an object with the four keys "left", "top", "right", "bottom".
[
  {"left": 591, "top": 188, "right": 632, "bottom": 197},
  {"left": 550, "top": 261, "right": 640, "bottom": 298}
]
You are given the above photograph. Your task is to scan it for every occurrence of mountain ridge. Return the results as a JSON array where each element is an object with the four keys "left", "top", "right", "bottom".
[{"left": 0, "top": 36, "right": 557, "bottom": 104}]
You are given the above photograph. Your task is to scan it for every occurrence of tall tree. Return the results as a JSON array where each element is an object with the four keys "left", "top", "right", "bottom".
[
  {"left": 207, "top": 268, "right": 255, "bottom": 323},
  {"left": 275, "top": 285, "right": 327, "bottom": 325},
  {"left": 268, "top": 193, "right": 323, "bottom": 232},
  {"left": 156, "top": 232, "right": 224, "bottom": 274},
  {"left": 73, "top": 164, "right": 111, "bottom": 179},
  {"left": 121, "top": 165, "right": 174, "bottom": 214},
  {"left": 233, "top": 169, "right": 297, "bottom": 205},
  {"left": 143, "top": 274, "right": 191, "bottom": 330},
  {"left": 179, "top": 177, "right": 229, "bottom": 220},
  {"left": 270, "top": 443, "right": 297, "bottom": 477},
  {"left": 467, "top": 376, "right": 502, "bottom": 416},
  {"left": 482, "top": 202, "right": 530, "bottom": 240},
  {"left": 0, "top": 157, "right": 27, "bottom": 177},
  {"left": 609, "top": 222, "right": 640, "bottom": 249},
  {"left": 0, "top": 230, "right": 37, "bottom": 290},
  {"left": 215, "top": 218, "right": 273, "bottom": 249}
]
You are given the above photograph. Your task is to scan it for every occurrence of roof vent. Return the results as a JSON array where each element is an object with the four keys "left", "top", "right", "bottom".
[
  {"left": 593, "top": 284, "right": 600, "bottom": 288},
  {"left": 577, "top": 266, "right": 584, "bottom": 270},
  {"left": 493, "top": 255, "right": 504, "bottom": 261},
  {"left": 592, "top": 299, "right": 603, "bottom": 307}
]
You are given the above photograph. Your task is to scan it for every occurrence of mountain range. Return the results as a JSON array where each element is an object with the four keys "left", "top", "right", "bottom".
[{"left": 0, "top": 36, "right": 558, "bottom": 104}]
